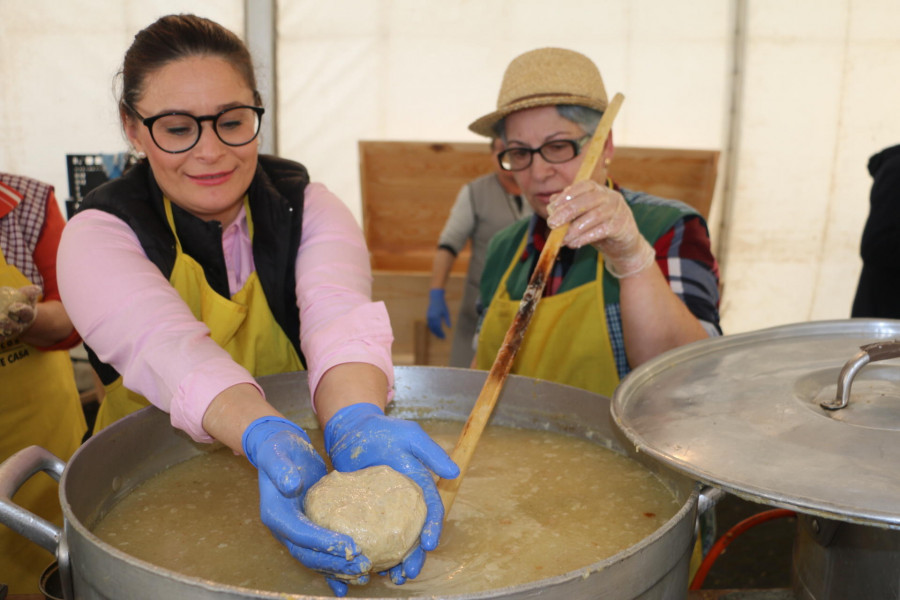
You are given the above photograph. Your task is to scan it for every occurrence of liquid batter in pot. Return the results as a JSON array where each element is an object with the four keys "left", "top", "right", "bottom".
[{"left": 92, "top": 421, "right": 679, "bottom": 597}]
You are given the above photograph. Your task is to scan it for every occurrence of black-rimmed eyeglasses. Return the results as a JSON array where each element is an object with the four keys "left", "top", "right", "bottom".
[
  {"left": 497, "top": 135, "right": 591, "bottom": 172},
  {"left": 127, "top": 103, "right": 265, "bottom": 154}
]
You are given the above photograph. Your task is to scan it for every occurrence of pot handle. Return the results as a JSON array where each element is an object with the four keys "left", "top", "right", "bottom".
[
  {"left": 697, "top": 485, "right": 726, "bottom": 515},
  {"left": 0, "top": 445, "right": 64, "bottom": 553},
  {"left": 820, "top": 339, "right": 900, "bottom": 410}
]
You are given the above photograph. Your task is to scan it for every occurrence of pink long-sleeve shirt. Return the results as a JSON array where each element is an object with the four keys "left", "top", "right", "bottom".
[{"left": 57, "top": 182, "right": 394, "bottom": 442}]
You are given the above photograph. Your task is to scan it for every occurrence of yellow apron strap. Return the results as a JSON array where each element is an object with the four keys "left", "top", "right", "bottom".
[
  {"left": 476, "top": 233, "right": 619, "bottom": 396},
  {"left": 94, "top": 197, "right": 303, "bottom": 433}
]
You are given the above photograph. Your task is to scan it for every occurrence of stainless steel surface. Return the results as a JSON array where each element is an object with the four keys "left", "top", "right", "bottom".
[
  {"left": 0, "top": 446, "right": 65, "bottom": 552},
  {"left": 612, "top": 319, "right": 900, "bottom": 528},
  {"left": 792, "top": 514, "right": 900, "bottom": 599},
  {"left": 697, "top": 487, "right": 726, "bottom": 516},
  {"left": 2, "top": 367, "right": 699, "bottom": 600},
  {"left": 0, "top": 447, "right": 74, "bottom": 600},
  {"left": 822, "top": 338, "right": 900, "bottom": 410}
]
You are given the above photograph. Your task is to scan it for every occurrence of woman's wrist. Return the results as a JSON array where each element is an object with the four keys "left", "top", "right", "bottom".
[{"left": 604, "top": 238, "right": 656, "bottom": 279}]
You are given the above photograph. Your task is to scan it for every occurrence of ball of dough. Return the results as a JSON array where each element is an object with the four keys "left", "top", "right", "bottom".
[
  {"left": 304, "top": 465, "right": 426, "bottom": 575},
  {"left": 0, "top": 286, "right": 39, "bottom": 338}
]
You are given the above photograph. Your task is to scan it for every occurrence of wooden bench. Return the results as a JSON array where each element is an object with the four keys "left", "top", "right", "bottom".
[{"left": 359, "top": 140, "right": 719, "bottom": 366}]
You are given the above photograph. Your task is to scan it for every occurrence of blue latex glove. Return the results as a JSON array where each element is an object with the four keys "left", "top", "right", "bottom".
[
  {"left": 324, "top": 403, "right": 460, "bottom": 585},
  {"left": 426, "top": 288, "right": 451, "bottom": 339},
  {"left": 242, "top": 416, "right": 372, "bottom": 597}
]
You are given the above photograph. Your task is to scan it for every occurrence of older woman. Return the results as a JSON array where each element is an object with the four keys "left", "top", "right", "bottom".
[
  {"left": 57, "top": 14, "right": 457, "bottom": 597},
  {"left": 471, "top": 48, "right": 721, "bottom": 394}
]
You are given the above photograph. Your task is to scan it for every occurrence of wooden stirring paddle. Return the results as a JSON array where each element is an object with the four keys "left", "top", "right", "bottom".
[{"left": 436, "top": 93, "right": 625, "bottom": 516}]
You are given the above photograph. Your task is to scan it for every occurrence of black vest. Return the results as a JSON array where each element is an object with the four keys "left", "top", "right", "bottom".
[{"left": 79, "top": 155, "right": 308, "bottom": 384}]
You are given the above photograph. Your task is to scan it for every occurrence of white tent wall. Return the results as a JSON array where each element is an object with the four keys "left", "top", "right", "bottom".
[
  {"left": 0, "top": 0, "right": 244, "bottom": 191},
  {"left": 720, "top": 0, "right": 899, "bottom": 333},
  {"left": 0, "top": 0, "right": 896, "bottom": 337},
  {"left": 275, "top": 0, "right": 732, "bottom": 225}
]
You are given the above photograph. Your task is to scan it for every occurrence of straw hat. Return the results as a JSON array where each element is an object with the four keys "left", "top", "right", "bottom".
[{"left": 469, "top": 48, "right": 608, "bottom": 138}]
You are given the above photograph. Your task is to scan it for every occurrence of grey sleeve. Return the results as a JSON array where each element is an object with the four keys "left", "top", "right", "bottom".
[{"left": 437, "top": 184, "right": 476, "bottom": 253}]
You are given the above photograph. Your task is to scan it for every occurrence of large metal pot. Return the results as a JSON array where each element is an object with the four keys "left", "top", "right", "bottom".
[
  {"left": 611, "top": 319, "right": 900, "bottom": 600},
  {"left": 1, "top": 367, "right": 699, "bottom": 600}
]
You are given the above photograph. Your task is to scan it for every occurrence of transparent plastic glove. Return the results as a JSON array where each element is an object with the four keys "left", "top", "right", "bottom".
[
  {"left": 324, "top": 403, "right": 460, "bottom": 585},
  {"left": 242, "top": 416, "right": 371, "bottom": 597},
  {"left": 0, "top": 285, "right": 41, "bottom": 341},
  {"left": 547, "top": 180, "right": 656, "bottom": 278},
  {"left": 426, "top": 289, "right": 451, "bottom": 339}
]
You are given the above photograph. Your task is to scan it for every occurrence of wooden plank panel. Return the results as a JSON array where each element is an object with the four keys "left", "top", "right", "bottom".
[
  {"left": 359, "top": 141, "right": 494, "bottom": 272},
  {"left": 359, "top": 141, "right": 719, "bottom": 274},
  {"left": 372, "top": 271, "right": 465, "bottom": 365},
  {"left": 610, "top": 147, "right": 719, "bottom": 219}
]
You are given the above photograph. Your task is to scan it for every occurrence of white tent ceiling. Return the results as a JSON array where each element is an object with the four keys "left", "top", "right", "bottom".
[{"left": 2, "top": 0, "right": 897, "bottom": 335}]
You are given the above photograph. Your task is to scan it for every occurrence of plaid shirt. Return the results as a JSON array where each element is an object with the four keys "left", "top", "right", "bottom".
[
  {"left": 0, "top": 174, "right": 79, "bottom": 351},
  {"left": 0, "top": 174, "right": 54, "bottom": 290}
]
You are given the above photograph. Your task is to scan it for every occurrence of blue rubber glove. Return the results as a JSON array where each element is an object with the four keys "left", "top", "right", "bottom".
[
  {"left": 324, "top": 403, "right": 460, "bottom": 585},
  {"left": 242, "top": 416, "right": 372, "bottom": 597},
  {"left": 426, "top": 288, "right": 451, "bottom": 339}
]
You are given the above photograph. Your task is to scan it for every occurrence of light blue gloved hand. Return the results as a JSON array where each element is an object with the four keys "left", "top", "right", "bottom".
[
  {"left": 426, "top": 288, "right": 451, "bottom": 339},
  {"left": 324, "top": 403, "right": 460, "bottom": 585},
  {"left": 242, "top": 416, "right": 372, "bottom": 597}
]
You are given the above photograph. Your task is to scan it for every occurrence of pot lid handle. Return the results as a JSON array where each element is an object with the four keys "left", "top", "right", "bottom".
[{"left": 821, "top": 339, "right": 900, "bottom": 410}]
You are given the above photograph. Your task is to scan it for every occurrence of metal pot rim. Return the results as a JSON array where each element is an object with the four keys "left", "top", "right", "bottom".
[
  {"left": 613, "top": 318, "right": 900, "bottom": 528},
  {"left": 58, "top": 367, "right": 698, "bottom": 599}
]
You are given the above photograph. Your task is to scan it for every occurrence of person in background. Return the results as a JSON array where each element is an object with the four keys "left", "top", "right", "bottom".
[
  {"left": 426, "top": 137, "right": 532, "bottom": 367},
  {"left": 470, "top": 48, "right": 721, "bottom": 395},
  {"left": 0, "top": 172, "right": 87, "bottom": 594},
  {"left": 851, "top": 144, "right": 900, "bottom": 319},
  {"left": 56, "top": 14, "right": 457, "bottom": 597}
]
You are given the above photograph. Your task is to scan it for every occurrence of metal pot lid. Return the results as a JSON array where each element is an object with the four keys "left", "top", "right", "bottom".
[{"left": 611, "top": 319, "right": 900, "bottom": 529}]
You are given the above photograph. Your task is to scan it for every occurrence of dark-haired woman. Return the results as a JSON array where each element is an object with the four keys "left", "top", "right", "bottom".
[{"left": 57, "top": 14, "right": 457, "bottom": 597}]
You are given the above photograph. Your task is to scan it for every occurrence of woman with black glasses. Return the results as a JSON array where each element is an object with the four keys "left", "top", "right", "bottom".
[
  {"left": 471, "top": 48, "right": 721, "bottom": 394},
  {"left": 57, "top": 14, "right": 457, "bottom": 597}
]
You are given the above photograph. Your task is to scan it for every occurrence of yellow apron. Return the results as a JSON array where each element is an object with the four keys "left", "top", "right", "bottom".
[
  {"left": 0, "top": 249, "right": 87, "bottom": 594},
  {"left": 475, "top": 235, "right": 619, "bottom": 396},
  {"left": 93, "top": 197, "right": 304, "bottom": 432},
  {"left": 476, "top": 233, "right": 706, "bottom": 577}
]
